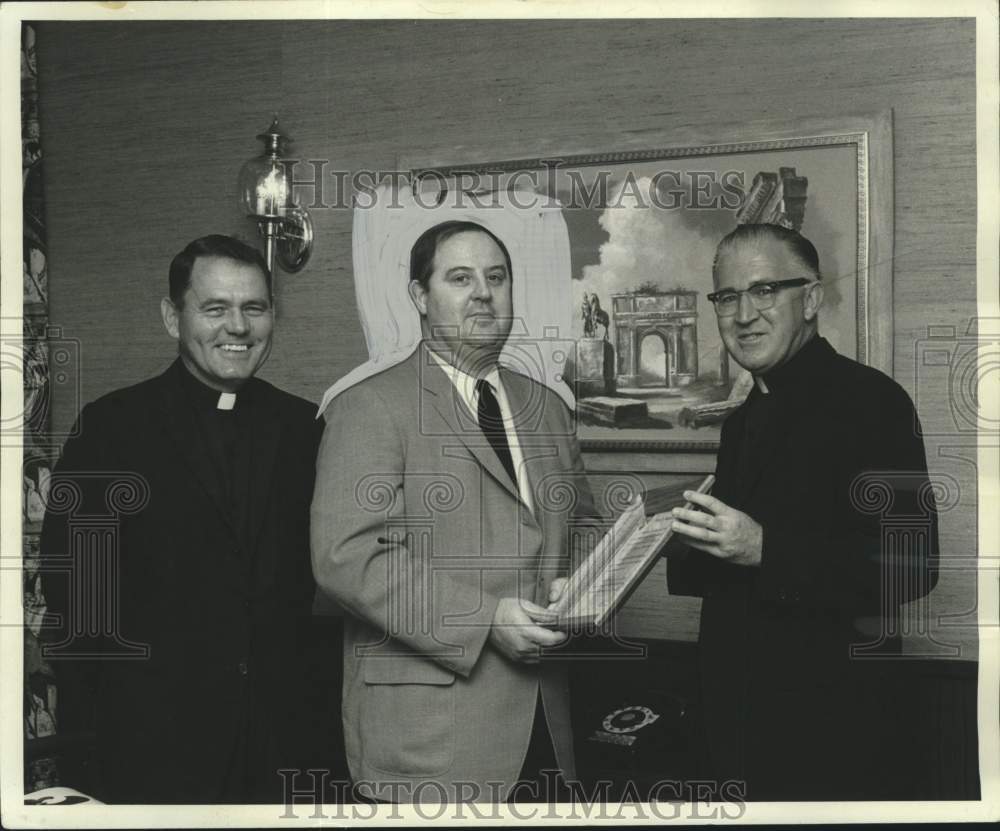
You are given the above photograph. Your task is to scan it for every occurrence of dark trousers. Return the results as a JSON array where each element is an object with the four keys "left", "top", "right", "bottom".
[{"left": 508, "top": 694, "right": 568, "bottom": 803}]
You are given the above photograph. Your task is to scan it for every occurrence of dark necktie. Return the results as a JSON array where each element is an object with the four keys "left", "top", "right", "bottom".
[{"left": 475, "top": 378, "right": 517, "bottom": 486}]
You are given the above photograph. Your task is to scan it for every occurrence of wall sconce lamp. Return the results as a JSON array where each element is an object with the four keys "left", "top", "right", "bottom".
[{"left": 237, "top": 116, "right": 313, "bottom": 274}]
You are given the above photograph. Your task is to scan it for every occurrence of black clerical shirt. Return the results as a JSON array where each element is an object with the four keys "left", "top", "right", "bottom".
[{"left": 175, "top": 362, "right": 255, "bottom": 555}]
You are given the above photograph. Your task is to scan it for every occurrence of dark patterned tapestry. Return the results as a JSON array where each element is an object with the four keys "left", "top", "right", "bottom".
[{"left": 22, "top": 22, "right": 59, "bottom": 793}]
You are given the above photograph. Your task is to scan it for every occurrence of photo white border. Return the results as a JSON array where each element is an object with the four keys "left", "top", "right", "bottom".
[{"left": 1, "top": 0, "right": 997, "bottom": 826}]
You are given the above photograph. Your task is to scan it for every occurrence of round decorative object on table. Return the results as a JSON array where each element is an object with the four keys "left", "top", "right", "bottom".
[{"left": 603, "top": 705, "right": 661, "bottom": 734}]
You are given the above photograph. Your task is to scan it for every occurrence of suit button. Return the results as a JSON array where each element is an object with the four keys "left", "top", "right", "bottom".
[{"left": 238, "top": 660, "right": 249, "bottom": 676}]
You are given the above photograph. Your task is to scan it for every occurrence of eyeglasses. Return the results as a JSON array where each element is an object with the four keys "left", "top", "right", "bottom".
[{"left": 706, "top": 278, "right": 813, "bottom": 317}]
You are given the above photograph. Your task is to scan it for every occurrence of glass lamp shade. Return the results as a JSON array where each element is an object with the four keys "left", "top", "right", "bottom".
[
  {"left": 237, "top": 117, "right": 314, "bottom": 274},
  {"left": 238, "top": 154, "right": 292, "bottom": 219}
]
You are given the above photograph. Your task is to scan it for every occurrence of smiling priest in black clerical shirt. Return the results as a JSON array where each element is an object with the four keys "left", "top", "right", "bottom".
[
  {"left": 41, "top": 235, "right": 335, "bottom": 804},
  {"left": 667, "top": 224, "right": 939, "bottom": 801}
]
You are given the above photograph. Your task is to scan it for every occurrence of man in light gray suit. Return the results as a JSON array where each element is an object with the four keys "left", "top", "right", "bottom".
[{"left": 312, "top": 220, "right": 595, "bottom": 803}]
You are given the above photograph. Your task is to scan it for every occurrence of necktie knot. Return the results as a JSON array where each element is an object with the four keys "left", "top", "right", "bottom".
[{"left": 475, "top": 379, "right": 504, "bottom": 431}]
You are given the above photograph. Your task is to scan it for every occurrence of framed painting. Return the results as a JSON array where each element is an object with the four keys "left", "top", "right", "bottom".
[{"left": 403, "top": 111, "right": 893, "bottom": 453}]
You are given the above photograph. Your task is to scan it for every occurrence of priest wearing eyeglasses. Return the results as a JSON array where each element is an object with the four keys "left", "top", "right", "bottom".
[{"left": 667, "top": 223, "right": 939, "bottom": 801}]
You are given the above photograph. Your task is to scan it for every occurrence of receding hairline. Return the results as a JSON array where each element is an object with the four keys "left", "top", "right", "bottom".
[
  {"left": 189, "top": 253, "right": 268, "bottom": 277},
  {"left": 712, "top": 225, "right": 821, "bottom": 285},
  {"left": 168, "top": 234, "right": 272, "bottom": 306},
  {"left": 176, "top": 255, "right": 271, "bottom": 306}
]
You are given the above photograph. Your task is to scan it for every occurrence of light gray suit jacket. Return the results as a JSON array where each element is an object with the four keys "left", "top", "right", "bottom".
[{"left": 311, "top": 345, "right": 596, "bottom": 802}]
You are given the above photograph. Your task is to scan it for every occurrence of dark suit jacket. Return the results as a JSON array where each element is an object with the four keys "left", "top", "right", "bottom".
[
  {"left": 40, "top": 360, "right": 326, "bottom": 803},
  {"left": 669, "top": 337, "right": 939, "bottom": 800}
]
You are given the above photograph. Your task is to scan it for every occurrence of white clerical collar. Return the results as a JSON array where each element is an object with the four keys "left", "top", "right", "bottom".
[{"left": 217, "top": 392, "right": 236, "bottom": 410}]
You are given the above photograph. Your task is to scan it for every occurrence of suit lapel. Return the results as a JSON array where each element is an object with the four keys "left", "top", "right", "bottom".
[
  {"left": 501, "top": 367, "right": 558, "bottom": 521},
  {"left": 153, "top": 367, "right": 240, "bottom": 544},
  {"left": 245, "top": 385, "right": 282, "bottom": 559},
  {"left": 714, "top": 411, "right": 742, "bottom": 506},
  {"left": 733, "top": 390, "right": 803, "bottom": 508},
  {"left": 730, "top": 339, "right": 833, "bottom": 509},
  {"left": 501, "top": 368, "right": 566, "bottom": 602},
  {"left": 415, "top": 347, "right": 522, "bottom": 504}
]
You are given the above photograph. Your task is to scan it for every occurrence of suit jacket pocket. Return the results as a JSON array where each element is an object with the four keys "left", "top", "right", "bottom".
[
  {"left": 363, "top": 656, "right": 456, "bottom": 685},
  {"left": 362, "top": 658, "right": 456, "bottom": 777}
]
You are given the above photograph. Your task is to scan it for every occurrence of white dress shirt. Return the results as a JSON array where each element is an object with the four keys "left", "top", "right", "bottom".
[{"left": 426, "top": 347, "right": 535, "bottom": 514}]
